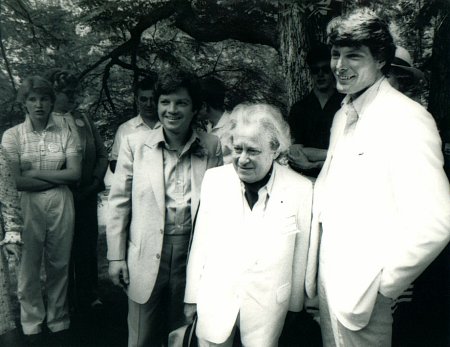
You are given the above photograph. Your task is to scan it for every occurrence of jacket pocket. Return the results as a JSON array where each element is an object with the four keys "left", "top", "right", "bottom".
[
  {"left": 281, "top": 215, "right": 299, "bottom": 236},
  {"left": 276, "top": 283, "right": 291, "bottom": 303}
]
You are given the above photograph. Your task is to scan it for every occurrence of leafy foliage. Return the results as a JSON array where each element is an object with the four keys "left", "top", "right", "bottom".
[{"left": 0, "top": 0, "right": 446, "bottom": 143}]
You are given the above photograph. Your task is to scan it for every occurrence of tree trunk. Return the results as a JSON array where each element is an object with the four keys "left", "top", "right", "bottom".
[
  {"left": 428, "top": 10, "right": 450, "bottom": 178},
  {"left": 278, "top": 1, "right": 312, "bottom": 110},
  {"left": 428, "top": 11, "right": 450, "bottom": 138}
]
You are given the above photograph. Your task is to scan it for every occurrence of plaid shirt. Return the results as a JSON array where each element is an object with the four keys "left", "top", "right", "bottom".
[{"left": 1, "top": 114, "right": 81, "bottom": 172}]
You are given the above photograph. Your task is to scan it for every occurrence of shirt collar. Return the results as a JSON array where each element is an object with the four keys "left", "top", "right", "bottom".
[
  {"left": 152, "top": 127, "right": 204, "bottom": 156},
  {"left": 265, "top": 162, "right": 277, "bottom": 196},
  {"left": 239, "top": 162, "right": 277, "bottom": 199},
  {"left": 341, "top": 76, "right": 385, "bottom": 119},
  {"left": 24, "top": 113, "right": 59, "bottom": 133},
  {"left": 135, "top": 114, "right": 161, "bottom": 130}
]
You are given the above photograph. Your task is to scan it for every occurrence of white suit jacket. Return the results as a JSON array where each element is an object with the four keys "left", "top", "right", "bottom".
[
  {"left": 185, "top": 163, "right": 313, "bottom": 343},
  {"left": 107, "top": 128, "right": 222, "bottom": 304},
  {"left": 305, "top": 79, "right": 450, "bottom": 330}
]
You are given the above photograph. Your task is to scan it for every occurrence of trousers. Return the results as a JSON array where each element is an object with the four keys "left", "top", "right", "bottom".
[
  {"left": 128, "top": 234, "right": 190, "bottom": 347},
  {"left": 69, "top": 193, "right": 100, "bottom": 309},
  {"left": 318, "top": 270, "right": 393, "bottom": 347},
  {"left": 18, "top": 186, "right": 74, "bottom": 334}
]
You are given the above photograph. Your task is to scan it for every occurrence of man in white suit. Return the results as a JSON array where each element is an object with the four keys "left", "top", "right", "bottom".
[
  {"left": 107, "top": 69, "right": 222, "bottom": 347},
  {"left": 305, "top": 8, "right": 450, "bottom": 346},
  {"left": 184, "top": 103, "right": 313, "bottom": 347}
]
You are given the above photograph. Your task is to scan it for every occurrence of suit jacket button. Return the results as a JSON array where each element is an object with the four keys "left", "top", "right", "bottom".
[{"left": 156, "top": 254, "right": 161, "bottom": 259}]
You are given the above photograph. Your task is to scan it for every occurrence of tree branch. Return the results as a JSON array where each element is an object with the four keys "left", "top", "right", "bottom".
[
  {"left": 0, "top": 0, "right": 16, "bottom": 92},
  {"left": 102, "top": 60, "right": 116, "bottom": 114},
  {"left": 79, "top": 0, "right": 182, "bottom": 80},
  {"left": 174, "top": 1, "right": 279, "bottom": 49}
]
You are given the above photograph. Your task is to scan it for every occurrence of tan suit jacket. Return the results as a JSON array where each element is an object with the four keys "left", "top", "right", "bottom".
[
  {"left": 107, "top": 128, "right": 222, "bottom": 304},
  {"left": 185, "top": 163, "right": 313, "bottom": 344}
]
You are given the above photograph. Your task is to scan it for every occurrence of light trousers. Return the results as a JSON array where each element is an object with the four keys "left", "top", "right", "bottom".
[
  {"left": 18, "top": 186, "right": 74, "bottom": 335},
  {"left": 318, "top": 271, "right": 393, "bottom": 347},
  {"left": 198, "top": 303, "right": 286, "bottom": 347},
  {"left": 128, "top": 234, "right": 190, "bottom": 347}
]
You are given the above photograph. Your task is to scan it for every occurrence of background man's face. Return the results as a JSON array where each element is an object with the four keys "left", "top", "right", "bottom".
[
  {"left": 331, "top": 45, "right": 384, "bottom": 96},
  {"left": 137, "top": 89, "right": 155, "bottom": 119},
  {"left": 310, "top": 60, "right": 334, "bottom": 92}
]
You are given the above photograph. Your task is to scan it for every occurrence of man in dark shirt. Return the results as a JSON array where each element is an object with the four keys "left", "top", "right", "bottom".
[{"left": 288, "top": 44, "right": 343, "bottom": 178}]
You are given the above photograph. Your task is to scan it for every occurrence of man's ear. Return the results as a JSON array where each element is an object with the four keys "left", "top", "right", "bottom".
[
  {"left": 377, "top": 60, "right": 386, "bottom": 71},
  {"left": 199, "top": 102, "right": 208, "bottom": 113},
  {"left": 273, "top": 149, "right": 281, "bottom": 160}
]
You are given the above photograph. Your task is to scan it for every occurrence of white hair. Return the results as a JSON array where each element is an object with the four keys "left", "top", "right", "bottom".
[{"left": 227, "top": 103, "right": 292, "bottom": 164}]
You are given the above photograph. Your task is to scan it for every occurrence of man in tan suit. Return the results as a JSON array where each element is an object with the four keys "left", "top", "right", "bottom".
[{"left": 107, "top": 69, "right": 223, "bottom": 347}]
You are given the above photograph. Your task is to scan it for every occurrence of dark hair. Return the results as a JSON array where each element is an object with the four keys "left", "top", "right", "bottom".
[
  {"left": 327, "top": 8, "right": 396, "bottom": 75},
  {"left": 306, "top": 43, "right": 331, "bottom": 67},
  {"left": 17, "top": 76, "right": 55, "bottom": 104},
  {"left": 135, "top": 74, "right": 157, "bottom": 94},
  {"left": 44, "top": 68, "right": 79, "bottom": 92},
  {"left": 200, "top": 77, "right": 226, "bottom": 110},
  {"left": 155, "top": 68, "right": 202, "bottom": 112}
]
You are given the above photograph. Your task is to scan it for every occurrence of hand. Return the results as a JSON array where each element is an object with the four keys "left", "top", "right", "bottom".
[
  {"left": 108, "top": 260, "right": 129, "bottom": 288},
  {"left": 75, "top": 178, "right": 104, "bottom": 202},
  {"left": 288, "top": 145, "right": 323, "bottom": 170},
  {"left": 90, "top": 178, "right": 102, "bottom": 192},
  {"left": 3, "top": 244, "right": 21, "bottom": 262},
  {"left": 184, "top": 303, "right": 197, "bottom": 323}
]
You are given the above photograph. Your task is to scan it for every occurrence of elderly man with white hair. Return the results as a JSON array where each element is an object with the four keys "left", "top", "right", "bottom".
[{"left": 184, "top": 103, "right": 314, "bottom": 347}]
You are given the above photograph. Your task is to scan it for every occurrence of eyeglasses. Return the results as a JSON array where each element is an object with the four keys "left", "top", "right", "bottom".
[{"left": 310, "top": 65, "right": 331, "bottom": 75}]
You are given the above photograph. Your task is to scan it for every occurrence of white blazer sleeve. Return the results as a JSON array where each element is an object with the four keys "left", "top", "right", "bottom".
[
  {"left": 290, "top": 178, "right": 313, "bottom": 311},
  {"left": 106, "top": 135, "right": 134, "bottom": 261},
  {"left": 185, "top": 169, "right": 213, "bottom": 303},
  {"left": 379, "top": 108, "right": 450, "bottom": 298}
]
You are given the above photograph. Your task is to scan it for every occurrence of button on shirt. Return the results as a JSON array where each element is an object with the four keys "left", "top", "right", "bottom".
[
  {"left": 1, "top": 114, "right": 81, "bottom": 172},
  {"left": 162, "top": 133, "right": 201, "bottom": 236},
  {"left": 110, "top": 115, "right": 161, "bottom": 161}
]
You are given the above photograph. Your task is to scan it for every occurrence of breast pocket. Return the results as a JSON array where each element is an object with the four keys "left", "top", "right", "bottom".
[{"left": 45, "top": 142, "right": 66, "bottom": 166}]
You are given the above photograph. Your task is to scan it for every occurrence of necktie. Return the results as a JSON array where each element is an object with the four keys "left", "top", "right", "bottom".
[{"left": 344, "top": 102, "right": 359, "bottom": 135}]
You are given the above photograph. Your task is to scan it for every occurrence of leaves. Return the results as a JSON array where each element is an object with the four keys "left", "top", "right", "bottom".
[{"left": 0, "top": 0, "right": 445, "bottom": 141}]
